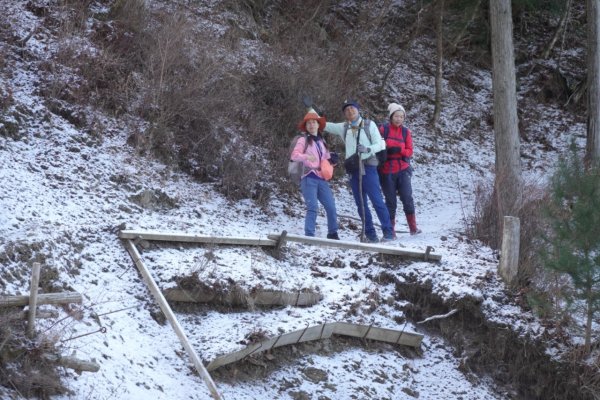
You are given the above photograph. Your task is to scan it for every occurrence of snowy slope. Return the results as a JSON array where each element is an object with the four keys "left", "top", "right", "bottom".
[{"left": 1, "top": 1, "right": 588, "bottom": 400}]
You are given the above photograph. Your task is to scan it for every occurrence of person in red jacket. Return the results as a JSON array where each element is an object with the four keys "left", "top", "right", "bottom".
[{"left": 378, "top": 103, "right": 421, "bottom": 236}]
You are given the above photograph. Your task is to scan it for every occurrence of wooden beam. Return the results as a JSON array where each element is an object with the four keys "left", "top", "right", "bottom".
[
  {"left": 206, "top": 322, "right": 423, "bottom": 371},
  {"left": 28, "top": 262, "right": 41, "bottom": 338},
  {"left": 267, "top": 233, "right": 442, "bottom": 262},
  {"left": 0, "top": 292, "right": 82, "bottom": 307},
  {"left": 123, "top": 240, "right": 223, "bottom": 400},
  {"left": 44, "top": 354, "right": 100, "bottom": 373},
  {"left": 119, "top": 230, "right": 277, "bottom": 247},
  {"left": 164, "top": 287, "right": 322, "bottom": 307}
]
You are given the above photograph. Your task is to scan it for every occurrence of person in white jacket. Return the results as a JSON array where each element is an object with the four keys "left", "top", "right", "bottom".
[
  {"left": 324, "top": 99, "right": 394, "bottom": 243},
  {"left": 291, "top": 109, "right": 339, "bottom": 240}
]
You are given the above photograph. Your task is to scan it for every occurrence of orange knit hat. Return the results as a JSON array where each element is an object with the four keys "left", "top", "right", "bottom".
[{"left": 298, "top": 108, "right": 326, "bottom": 132}]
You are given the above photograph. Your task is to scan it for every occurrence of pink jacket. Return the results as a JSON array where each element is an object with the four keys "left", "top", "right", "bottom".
[{"left": 290, "top": 135, "right": 331, "bottom": 180}]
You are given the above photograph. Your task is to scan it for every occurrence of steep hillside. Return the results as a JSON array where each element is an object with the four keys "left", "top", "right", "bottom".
[{"left": 1, "top": 1, "right": 596, "bottom": 399}]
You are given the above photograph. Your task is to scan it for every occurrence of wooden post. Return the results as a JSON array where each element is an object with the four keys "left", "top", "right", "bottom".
[
  {"left": 27, "top": 262, "right": 41, "bottom": 338},
  {"left": 274, "top": 230, "right": 287, "bottom": 259},
  {"left": 498, "top": 216, "right": 520, "bottom": 285},
  {"left": 123, "top": 240, "right": 222, "bottom": 400}
]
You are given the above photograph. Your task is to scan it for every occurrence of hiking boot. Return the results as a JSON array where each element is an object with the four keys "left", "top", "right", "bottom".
[
  {"left": 327, "top": 232, "right": 340, "bottom": 240},
  {"left": 361, "top": 235, "right": 379, "bottom": 244},
  {"left": 406, "top": 213, "right": 422, "bottom": 235},
  {"left": 381, "top": 235, "right": 396, "bottom": 243}
]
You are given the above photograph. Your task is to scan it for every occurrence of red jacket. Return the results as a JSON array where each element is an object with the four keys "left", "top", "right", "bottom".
[{"left": 378, "top": 124, "right": 413, "bottom": 174}]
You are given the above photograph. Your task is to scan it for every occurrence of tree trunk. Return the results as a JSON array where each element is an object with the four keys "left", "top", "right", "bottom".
[
  {"left": 541, "top": 0, "right": 572, "bottom": 61},
  {"left": 432, "top": 0, "right": 444, "bottom": 126},
  {"left": 585, "top": 278, "right": 593, "bottom": 354},
  {"left": 586, "top": 0, "right": 600, "bottom": 165},
  {"left": 490, "top": 0, "right": 523, "bottom": 222}
]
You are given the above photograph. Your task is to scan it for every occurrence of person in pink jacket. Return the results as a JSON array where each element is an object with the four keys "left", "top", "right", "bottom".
[{"left": 291, "top": 109, "right": 339, "bottom": 239}]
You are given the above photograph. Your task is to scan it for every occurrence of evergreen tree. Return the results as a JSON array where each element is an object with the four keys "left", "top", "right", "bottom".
[{"left": 542, "top": 143, "right": 600, "bottom": 353}]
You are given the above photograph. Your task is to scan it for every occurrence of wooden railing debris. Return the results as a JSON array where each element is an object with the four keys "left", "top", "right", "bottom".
[
  {"left": 27, "top": 262, "right": 41, "bottom": 337},
  {"left": 118, "top": 229, "right": 441, "bottom": 262},
  {"left": 164, "top": 287, "right": 322, "bottom": 307},
  {"left": 44, "top": 354, "right": 100, "bottom": 373},
  {"left": 123, "top": 239, "right": 223, "bottom": 400},
  {"left": 0, "top": 292, "right": 82, "bottom": 307},
  {"left": 119, "top": 230, "right": 277, "bottom": 247},
  {"left": 267, "top": 232, "right": 442, "bottom": 262},
  {"left": 206, "top": 322, "right": 423, "bottom": 371}
]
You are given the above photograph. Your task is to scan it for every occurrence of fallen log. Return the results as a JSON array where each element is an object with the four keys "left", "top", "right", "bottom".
[{"left": 0, "top": 292, "right": 82, "bottom": 307}]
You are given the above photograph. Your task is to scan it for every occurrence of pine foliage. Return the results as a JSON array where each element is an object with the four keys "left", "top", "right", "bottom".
[{"left": 542, "top": 143, "right": 600, "bottom": 352}]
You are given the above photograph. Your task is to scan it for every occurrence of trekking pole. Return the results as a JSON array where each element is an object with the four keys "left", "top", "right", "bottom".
[{"left": 358, "top": 155, "right": 366, "bottom": 242}]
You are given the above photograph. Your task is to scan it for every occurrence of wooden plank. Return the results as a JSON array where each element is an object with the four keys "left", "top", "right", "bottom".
[
  {"left": 206, "top": 323, "right": 335, "bottom": 371},
  {"left": 206, "top": 322, "right": 422, "bottom": 371},
  {"left": 333, "top": 322, "right": 423, "bottom": 348},
  {"left": 119, "top": 230, "right": 277, "bottom": 247},
  {"left": 267, "top": 233, "right": 442, "bottom": 262},
  {"left": 123, "top": 240, "right": 222, "bottom": 400},
  {"left": 44, "top": 354, "right": 100, "bottom": 372},
  {"left": 163, "top": 287, "right": 321, "bottom": 307},
  {"left": 0, "top": 292, "right": 82, "bottom": 307},
  {"left": 27, "top": 262, "right": 41, "bottom": 338},
  {"left": 206, "top": 342, "right": 263, "bottom": 371}
]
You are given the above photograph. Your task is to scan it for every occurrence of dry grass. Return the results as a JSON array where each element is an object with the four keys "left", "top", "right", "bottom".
[
  {"left": 466, "top": 176, "right": 549, "bottom": 286},
  {"left": 0, "top": 310, "right": 67, "bottom": 398}
]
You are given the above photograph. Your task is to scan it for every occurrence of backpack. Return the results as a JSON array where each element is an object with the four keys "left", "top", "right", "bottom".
[
  {"left": 343, "top": 119, "right": 387, "bottom": 165},
  {"left": 381, "top": 124, "right": 411, "bottom": 164},
  {"left": 287, "top": 134, "right": 309, "bottom": 185}
]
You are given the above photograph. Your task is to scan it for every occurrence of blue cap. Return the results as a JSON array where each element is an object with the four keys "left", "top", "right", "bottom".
[{"left": 342, "top": 99, "right": 360, "bottom": 111}]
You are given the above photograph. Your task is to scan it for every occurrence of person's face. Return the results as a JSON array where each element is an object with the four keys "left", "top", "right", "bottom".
[
  {"left": 343, "top": 106, "right": 359, "bottom": 122},
  {"left": 306, "top": 119, "right": 319, "bottom": 135},
  {"left": 391, "top": 111, "right": 405, "bottom": 127}
]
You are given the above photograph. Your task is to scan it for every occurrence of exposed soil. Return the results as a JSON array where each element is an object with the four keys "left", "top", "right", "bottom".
[
  {"left": 205, "top": 270, "right": 598, "bottom": 400},
  {"left": 391, "top": 273, "right": 598, "bottom": 400}
]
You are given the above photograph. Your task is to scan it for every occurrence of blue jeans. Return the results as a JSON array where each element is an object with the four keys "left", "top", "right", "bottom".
[
  {"left": 300, "top": 175, "right": 338, "bottom": 236},
  {"left": 379, "top": 168, "right": 415, "bottom": 221},
  {"left": 349, "top": 166, "right": 393, "bottom": 239}
]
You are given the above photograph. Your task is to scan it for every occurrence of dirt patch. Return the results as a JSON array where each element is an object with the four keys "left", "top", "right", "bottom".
[{"left": 389, "top": 272, "right": 598, "bottom": 400}]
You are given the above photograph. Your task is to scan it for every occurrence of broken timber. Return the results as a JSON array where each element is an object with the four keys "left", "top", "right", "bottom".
[
  {"left": 118, "top": 229, "right": 440, "bottom": 262},
  {"left": 267, "top": 233, "right": 441, "bottom": 262},
  {"left": 206, "top": 322, "right": 423, "bottom": 371},
  {"left": 164, "top": 287, "right": 322, "bottom": 307},
  {"left": 119, "top": 230, "right": 277, "bottom": 246},
  {"left": 122, "top": 239, "right": 223, "bottom": 400},
  {"left": 44, "top": 354, "right": 100, "bottom": 373},
  {"left": 0, "top": 292, "right": 82, "bottom": 307}
]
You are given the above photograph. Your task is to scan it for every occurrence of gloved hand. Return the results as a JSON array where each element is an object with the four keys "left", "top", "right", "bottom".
[{"left": 357, "top": 144, "right": 370, "bottom": 153}]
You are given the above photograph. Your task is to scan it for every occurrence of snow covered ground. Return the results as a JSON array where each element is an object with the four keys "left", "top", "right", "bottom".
[{"left": 1, "top": 1, "right": 589, "bottom": 399}]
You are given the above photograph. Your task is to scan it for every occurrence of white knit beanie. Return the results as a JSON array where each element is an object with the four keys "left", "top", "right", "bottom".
[{"left": 388, "top": 103, "right": 405, "bottom": 119}]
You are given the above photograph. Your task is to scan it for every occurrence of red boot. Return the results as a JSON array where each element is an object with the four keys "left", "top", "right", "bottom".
[{"left": 406, "top": 213, "right": 422, "bottom": 235}]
